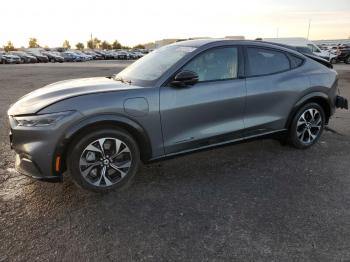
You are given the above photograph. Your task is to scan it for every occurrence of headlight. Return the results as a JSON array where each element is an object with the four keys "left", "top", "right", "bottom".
[{"left": 14, "top": 111, "right": 74, "bottom": 127}]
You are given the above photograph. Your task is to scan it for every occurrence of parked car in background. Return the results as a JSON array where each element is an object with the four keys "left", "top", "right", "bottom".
[
  {"left": 127, "top": 51, "right": 138, "bottom": 60},
  {"left": 94, "top": 50, "right": 114, "bottom": 60},
  {"left": 115, "top": 50, "right": 128, "bottom": 60},
  {"left": 263, "top": 37, "right": 337, "bottom": 62},
  {"left": 0, "top": 52, "right": 22, "bottom": 64},
  {"left": 335, "top": 47, "right": 350, "bottom": 64},
  {"left": 83, "top": 50, "right": 104, "bottom": 60},
  {"left": 8, "top": 51, "right": 37, "bottom": 63},
  {"left": 61, "top": 51, "right": 82, "bottom": 62},
  {"left": 26, "top": 51, "right": 49, "bottom": 63},
  {"left": 73, "top": 50, "right": 93, "bottom": 61},
  {"left": 42, "top": 51, "right": 64, "bottom": 63},
  {"left": 7, "top": 39, "right": 348, "bottom": 192},
  {"left": 133, "top": 51, "right": 145, "bottom": 59}
]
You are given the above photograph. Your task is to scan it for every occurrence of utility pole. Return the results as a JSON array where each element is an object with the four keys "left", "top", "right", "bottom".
[
  {"left": 276, "top": 27, "right": 279, "bottom": 38},
  {"left": 90, "top": 33, "right": 93, "bottom": 48},
  {"left": 307, "top": 19, "right": 311, "bottom": 39}
]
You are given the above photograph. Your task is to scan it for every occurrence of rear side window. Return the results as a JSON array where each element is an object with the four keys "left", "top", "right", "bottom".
[
  {"left": 247, "top": 47, "right": 290, "bottom": 76},
  {"left": 289, "top": 55, "right": 304, "bottom": 68}
]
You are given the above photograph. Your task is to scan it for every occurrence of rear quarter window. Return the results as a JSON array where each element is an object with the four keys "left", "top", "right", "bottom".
[
  {"left": 288, "top": 55, "right": 304, "bottom": 68},
  {"left": 247, "top": 47, "right": 290, "bottom": 76}
]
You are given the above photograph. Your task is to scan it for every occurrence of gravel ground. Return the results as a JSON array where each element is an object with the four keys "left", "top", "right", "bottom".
[{"left": 0, "top": 61, "right": 349, "bottom": 262}]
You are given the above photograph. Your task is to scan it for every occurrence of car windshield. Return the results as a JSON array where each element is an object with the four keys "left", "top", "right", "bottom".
[{"left": 115, "top": 45, "right": 196, "bottom": 82}]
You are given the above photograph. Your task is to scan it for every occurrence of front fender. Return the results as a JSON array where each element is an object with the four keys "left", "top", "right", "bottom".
[{"left": 53, "top": 113, "right": 153, "bottom": 175}]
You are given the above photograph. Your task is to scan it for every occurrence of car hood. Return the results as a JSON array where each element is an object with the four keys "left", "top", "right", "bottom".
[{"left": 8, "top": 77, "right": 142, "bottom": 115}]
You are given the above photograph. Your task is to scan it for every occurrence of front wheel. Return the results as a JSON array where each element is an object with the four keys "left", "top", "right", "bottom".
[
  {"left": 67, "top": 128, "right": 140, "bottom": 192},
  {"left": 288, "top": 103, "right": 325, "bottom": 149}
]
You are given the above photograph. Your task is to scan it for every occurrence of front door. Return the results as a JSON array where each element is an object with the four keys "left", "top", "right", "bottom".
[{"left": 159, "top": 46, "right": 246, "bottom": 154}]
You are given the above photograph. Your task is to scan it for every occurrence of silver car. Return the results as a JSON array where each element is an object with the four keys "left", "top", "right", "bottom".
[{"left": 7, "top": 39, "right": 348, "bottom": 192}]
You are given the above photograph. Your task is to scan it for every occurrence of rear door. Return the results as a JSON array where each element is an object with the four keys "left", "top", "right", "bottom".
[
  {"left": 160, "top": 46, "right": 246, "bottom": 154},
  {"left": 243, "top": 46, "right": 306, "bottom": 135}
]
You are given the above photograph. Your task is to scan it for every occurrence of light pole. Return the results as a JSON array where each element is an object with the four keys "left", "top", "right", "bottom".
[{"left": 307, "top": 19, "right": 311, "bottom": 39}]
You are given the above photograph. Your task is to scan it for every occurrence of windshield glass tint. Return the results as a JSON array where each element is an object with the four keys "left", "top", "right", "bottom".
[{"left": 115, "top": 45, "right": 196, "bottom": 81}]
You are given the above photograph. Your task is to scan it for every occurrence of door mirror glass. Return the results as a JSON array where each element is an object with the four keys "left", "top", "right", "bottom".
[{"left": 171, "top": 70, "right": 198, "bottom": 87}]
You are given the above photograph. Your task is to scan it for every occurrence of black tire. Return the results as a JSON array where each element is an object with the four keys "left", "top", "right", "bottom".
[
  {"left": 67, "top": 128, "right": 140, "bottom": 192},
  {"left": 288, "top": 102, "right": 325, "bottom": 149},
  {"left": 2, "top": 60, "right": 6, "bottom": 64},
  {"left": 330, "top": 58, "right": 337, "bottom": 64},
  {"left": 345, "top": 56, "right": 350, "bottom": 64}
]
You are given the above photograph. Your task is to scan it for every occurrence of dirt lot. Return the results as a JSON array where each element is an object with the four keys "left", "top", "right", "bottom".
[{"left": 0, "top": 61, "right": 349, "bottom": 261}]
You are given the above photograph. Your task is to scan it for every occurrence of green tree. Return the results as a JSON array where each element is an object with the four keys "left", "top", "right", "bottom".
[
  {"left": 87, "top": 38, "right": 101, "bottom": 49},
  {"left": 112, "top": 40, "right": 122, "bottom": 49},
  {"left": 63, "top": 40, "right": 71, "bottom": 49},
  {"left": 133, "top": 44, "right": 145, "bottom": 49},
  {"left": 76, "top": 42, "right": 85, "bottom": 50},
  {"left": 3, "top": 41, "right": 15, "bottom": 52},
  {"left": 101, "top": 41, "right": 112, "bottom": 50},
  {"left": 28, "top": 38, "right": 40, "bottom": 48}
]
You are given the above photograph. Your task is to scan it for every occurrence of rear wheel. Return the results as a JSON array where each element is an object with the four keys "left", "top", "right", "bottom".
[
  {"left": 67, "top": 128, "right": 140, "bottom": 192},
  {"left": 330, "top": 57, "right": 337, "bottom": 64},
  {"left": 288, "top": 103, "right": 325, "bottom": 149},
  {"left": 345, "top": 56, "right": 350, "bottom": 64}
]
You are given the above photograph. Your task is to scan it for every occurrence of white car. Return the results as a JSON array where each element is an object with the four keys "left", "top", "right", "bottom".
[{"left": 263, "top": 38, "right": 337, "bottom": 62}]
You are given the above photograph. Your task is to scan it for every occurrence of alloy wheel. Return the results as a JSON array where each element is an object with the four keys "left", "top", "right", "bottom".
[
  {"left": 296, "top": 108, "right": 322, "bottom": 144},
  {"left": 79, "top": 137, "right": 132, "bottom": 187}
]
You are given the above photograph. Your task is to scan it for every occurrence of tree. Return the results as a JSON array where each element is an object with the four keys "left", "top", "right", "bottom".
[
  {"left": 3, "top": 41, "right": 15, "bottom": 52},
  {"left": 112, "top": 40, "right": 122, "bottom": 49},
  {"left": 101, "top": 41, "right": 112, "bottom": 50},
  {"left": 76, "top": 42, "right": 85, "bottom": 50},
  {"left": 87, "top": 38, "right": 101, "bottom": 49},
  {"left": 28, "top": 38, "right": 40, "bottom": 48},
  {"left": 63, "top": 40, "right": 71, "bottom": 49},
  {"left": 133, "top": 44, "right": 145, "bottom": 49}
]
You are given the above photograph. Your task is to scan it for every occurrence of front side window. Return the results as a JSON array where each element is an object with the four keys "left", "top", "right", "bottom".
[
  {"left": 247, "top": 47, "right": 290, "bottom": 76},
  {"left": 182, "top": 47, "right": 238, "bottom": 82}
]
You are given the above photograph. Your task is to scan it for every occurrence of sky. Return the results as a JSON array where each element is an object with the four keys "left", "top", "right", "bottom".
[{"left": 1, "top": 0, "right": 349, "bottom": 48}]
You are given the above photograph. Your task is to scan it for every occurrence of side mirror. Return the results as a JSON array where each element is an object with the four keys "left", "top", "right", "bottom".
[{"left": 170, "top": 70, "right": 198, "bottom": 87}]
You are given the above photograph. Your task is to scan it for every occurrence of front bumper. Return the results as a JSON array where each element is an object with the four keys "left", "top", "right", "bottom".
[
  {"left": 8, "top": 111, "right": 82, "bottom": 180},
  {"left": 15, "top": 154, "right": 61, "bottom": 182}
]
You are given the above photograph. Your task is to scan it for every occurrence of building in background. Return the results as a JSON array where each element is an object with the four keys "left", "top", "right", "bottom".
[{"left": 224, "top": 36, "right": 245, "bottom": 40}]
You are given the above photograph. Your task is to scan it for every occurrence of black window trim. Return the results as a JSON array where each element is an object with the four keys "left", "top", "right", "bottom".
[
  {"left": 243, "top": 45, "right": 305, "bottom": 78},
  {"left": 163, "top": 45, "right": 245, "bottom": 87}
]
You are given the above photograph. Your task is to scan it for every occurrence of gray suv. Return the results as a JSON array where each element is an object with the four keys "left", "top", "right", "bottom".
[{"left": 8, "top": 39, "right": 348, "bottom": 192}]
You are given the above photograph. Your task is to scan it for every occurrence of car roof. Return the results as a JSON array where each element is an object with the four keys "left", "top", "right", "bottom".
[{"left": 172, "top": 38, "right": 303, "bottom": 56}]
